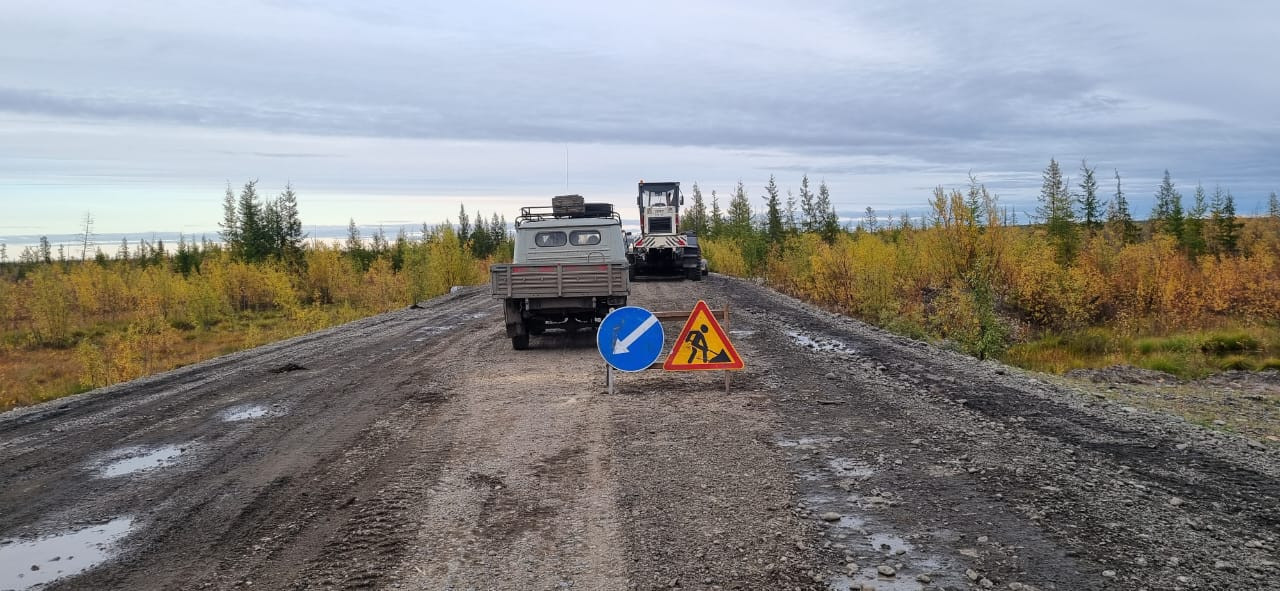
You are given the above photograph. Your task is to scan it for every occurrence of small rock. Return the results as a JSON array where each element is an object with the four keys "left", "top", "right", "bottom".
[
  {"left": 966, "top": 569, "right": 980, "bottom": 581},
  {"left": 979, "top": 578, "right": 994, "bottom": 588},
  {"left": 1248, "top": 440, "right": 1266, "bottom": 450},
  {"left": 31, "top": 565, "right": 39, "bottom": 571},
  {"left": 1175, "top": 443, "right": 1189, "bottom": 450},
  {"left": 1245, "top": 540, "right": 1266, "bottom": 548},
  {"left": 977, "top": 536, "right": 989, "bottom": 543},
  {"left": 825, "top": 372, "right": 838, "bottom": 380},
  {"left": 1167, "top": 496, "right": 1185, "bottom": 507},
  {"left": 1213, "top": 419, "right": 1227, "bottom": 426},
  {"left": 820, "top": 512, "right": 842, "bottom": 522},
  {"left": 877, "top": 565, "right": 896, "bottom": 577},
  {"left": 1167, "top": 557, "right": 1181, "bottom": 567},
  {"left": 1102, "top": 570, "right": 1116, "bottom": 578},
  {"left": 1214, "top": 560, "right": 1235, "bottom": 571},
  {"left": 1176, "top": 576, "right": 1191, "bottom": 583},
  {"left": 916, "top": 573, "right": 932, "bottom": 583}
]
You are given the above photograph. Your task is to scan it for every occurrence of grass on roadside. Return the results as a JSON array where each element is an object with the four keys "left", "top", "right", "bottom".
[{"left": 1003, "top": 325, "right": 1280, "bottom": 380}]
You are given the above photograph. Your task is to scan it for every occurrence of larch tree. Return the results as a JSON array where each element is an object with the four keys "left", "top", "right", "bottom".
[{"left": 219, "top": 183, "right": 240, "bottom": 253}]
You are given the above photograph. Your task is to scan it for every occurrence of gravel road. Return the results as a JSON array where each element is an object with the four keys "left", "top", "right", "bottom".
[{"left": 1, "top": 276, "right": 1277, "bottom": 590}]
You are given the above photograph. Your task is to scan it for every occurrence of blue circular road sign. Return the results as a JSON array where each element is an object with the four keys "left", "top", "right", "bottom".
[{"left": 597, "top": 306, "right": 664, "bottom": 372}]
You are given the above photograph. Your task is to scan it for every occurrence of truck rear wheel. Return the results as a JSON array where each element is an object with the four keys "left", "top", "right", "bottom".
[
  {"left": 512, "top": 334, "right": 530, "bottom": 350},
  {"left": 686, "top": 268, "right": 702, "bottom": 281}
]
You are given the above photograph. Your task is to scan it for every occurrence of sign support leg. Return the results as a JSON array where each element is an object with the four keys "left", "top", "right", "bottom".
[
  {"left": 607, "top": 364, "right": 614, "bottom": 395},
  {"left": 723, "top": 301, "right": 731, "bottom": 394}
]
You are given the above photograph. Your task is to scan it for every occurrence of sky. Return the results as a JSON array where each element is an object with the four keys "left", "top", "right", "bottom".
[{"left": 2, "top": 0, "right": 1279, "bottom": 242}]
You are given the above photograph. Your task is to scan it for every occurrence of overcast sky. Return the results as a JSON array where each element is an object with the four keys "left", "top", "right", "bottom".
[{"left": 2, "top": 0, "right": 1278, "bottom": 238}]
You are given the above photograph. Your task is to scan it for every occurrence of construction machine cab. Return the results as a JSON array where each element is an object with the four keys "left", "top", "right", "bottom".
[{"left": 637, "top": 182, "right": 682, "bottom": 208}]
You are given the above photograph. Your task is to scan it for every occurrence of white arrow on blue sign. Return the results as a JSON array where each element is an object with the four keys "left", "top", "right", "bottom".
[{"left": 597, "top": 306, "right": 664, "bottom": 372}]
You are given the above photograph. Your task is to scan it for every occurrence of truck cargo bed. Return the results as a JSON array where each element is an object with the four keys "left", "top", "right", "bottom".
[{"left": 490, "top": 263, "right": 630, "bottom": 299}]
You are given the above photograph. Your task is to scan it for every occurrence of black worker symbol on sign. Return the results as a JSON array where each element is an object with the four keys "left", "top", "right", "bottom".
[{"left": 684, "top": 324, "right": 732, "bottom": 364}]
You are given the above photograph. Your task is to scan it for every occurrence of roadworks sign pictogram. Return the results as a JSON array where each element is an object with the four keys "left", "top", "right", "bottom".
[{"left": 663, "top": 300, "right": 745, "bottom": 371}]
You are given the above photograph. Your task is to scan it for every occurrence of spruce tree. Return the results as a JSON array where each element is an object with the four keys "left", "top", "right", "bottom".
[
  {"left": 1151, "top": 170, "right": 1184, "bottom": 242},
  {"left": 686, "top": 183, "right": 709, "bottom": 236},
  {"left": 1077, "top": 160, "right": 1102, "bottom": 232},
  {"left": 709, "top": 190, "right": 724, "bottom": 237},
  {"left": 763, "top": 175, "right": 784, "bottom": 244},
  {"left": 237, "top": 180, "right": 266, "bottom": 262},
  {"left": 1208, "top": 185, "right": 1242, "bottom": 256},
  {"left": 784, "top": 189, "right": 797, "bottom": 233},
  {"left": 219, "top": 182, "right": 239, "bottom": 252},
  {"left": 1107, "top": 170, "right": 1140, "bottom": 244},
  {"left": 1269, "top": 191, "right": 1280, "bottom": 220},
  {"left": 276, "top": 183, "right": 305, "bottom": 263},
  {"left": 458, "top": 204, "right": 471, "bottom": 244},
  {"left": 726, "top": 181, "right": 754, "bottom": 237},
  {"left": 1184, "top": 183, "right": 1208, "bottom": 256},
  {"left": 816, "top": 181, "right": 840, "bottom": 243},
  {"left": 799, "top": 174, "right": 816, "bottom": 232},
  {"left": 1037, "top": 158, "right": 1078, "bottom": 262}
]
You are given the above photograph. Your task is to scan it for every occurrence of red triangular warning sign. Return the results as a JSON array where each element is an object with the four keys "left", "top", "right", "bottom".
[{"left": 663, "top": 300, "right": 745, "bottom": 371}]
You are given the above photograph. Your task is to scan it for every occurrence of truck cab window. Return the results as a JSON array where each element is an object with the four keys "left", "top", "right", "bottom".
[
  {"left": 535, "top": 231, "right": 567, "bottom": 247},
  {"left": 569, "top": 230, "right": 601, "bottom": 246}
]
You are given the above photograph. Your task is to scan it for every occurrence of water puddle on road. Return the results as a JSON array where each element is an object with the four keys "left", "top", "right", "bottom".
[
  {"left": 219, "top": 405, "right": 274, "bottom": 422},
  {"left": 96, "top": 444, "right": 186, "bottom": 478},
  {"left": 785, "top": 329, "right": 857, "bottom": 355},
  {"left": 0, "top": 517, "right": 133, "bottom": 590},
  {"left": 829, "top": 457, "right": 876, "bottom": 478}
]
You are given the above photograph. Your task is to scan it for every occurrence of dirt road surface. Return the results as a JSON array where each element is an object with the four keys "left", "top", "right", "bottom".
[{"left": 1, "top": 277, "right": 1277, "bottom": 591}]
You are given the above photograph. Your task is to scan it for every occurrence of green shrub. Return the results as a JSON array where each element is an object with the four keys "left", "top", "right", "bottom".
[
  {"left": 1141, "top": 354, "right": 1187, "bottom": 376},
  {"left": 1200, "top": 331, "right": 1260, "bottom": 354}
]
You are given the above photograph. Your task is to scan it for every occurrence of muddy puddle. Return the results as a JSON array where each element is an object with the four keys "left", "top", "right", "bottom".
[
  {"left": 780, "top": 436, "right": 965, "bottom": 590},
  {"left": 0, "top": 517, "right": 133, "bottom": 590},
  {"left": 785, "top": 329, "right": 857, "bottom": 355},
  {"left": 96, "top": 444, "right": 187, "bottom": 478},
  {"left": 219, "top": 404, "right": 276, "bottom": 422}
]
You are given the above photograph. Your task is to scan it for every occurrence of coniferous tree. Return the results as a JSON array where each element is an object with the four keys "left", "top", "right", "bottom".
[
  {"left": 1037, "top": 158, "right": 1077, "bottom": 262},
  {"left": 816, "top": 181, "right": 840, "bottom": 243},
  {"left": 784, "top": 189, "right": 798, "bottom": 233},
  {"left": 965, "top": 173, "right": 984, "bottom": 226},
  {"left": 726, "top": 181, "right": 754, "bottom": 238},
  {"left": 219, "top": 182, "right": 240, "bottom": 252},
  {"left": 1269, "top": 191, "right": 1280, "bottom": 220},
  {"left": 276, "top": 183, "right": 305, "bottom": 263},
  {"left": 489, "top": 213, "right": 505, "bottom": 248},
  {"left": 1151, "top": 170, "right": 1184, "bottom": 242},
  {"left": 709, "top": 190, "right": 724, "bottom": 237},
  {"left": 798, "top": 174, "right": 817, "bottom": 232},
  {"left": 1184, "top": 183, "right": 1208, "bottom": 256},
  {"left": 1208, "top": 185, "right": 1242, "bottom": 256},
  {"left": 237, "top": 180, "right": 267, "bottom": 262},
  {"left": 1077, "top": 160, "right": 1102, "bottom": 232},
  {"left": 684, "top": 183, "right": 709, "bottom": 236},
  {"left": 1107, "top": 170, "right": 1140, "bottom": 244},
  {"left": 458, "top": 204, "right": 471, "bottom": 245},
  {"left": 864, "top": 207, "right": 879, "bottom": 233},
  {"left": 261, "top": 196, "right": 283, "bottom": 257},
  {"left": 762, "top": 175, "right": 784, "bottom": 244},
  {"left": 117, "top": 237, "right": 130, "bottom": 261},
  {"left": 39, "top": 236, "right": 52, "bottom": 265}
]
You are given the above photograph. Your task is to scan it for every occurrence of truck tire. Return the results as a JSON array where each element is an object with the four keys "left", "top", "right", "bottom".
[
  {"left": 686, "top": 267, "right": 702, "bottom": 281},
  {"left": 512, "top": 334, "right": 530, "bottom": 350}
]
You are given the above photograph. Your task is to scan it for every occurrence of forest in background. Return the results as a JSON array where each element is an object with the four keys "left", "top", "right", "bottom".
[
  {"left": 3, "top": 163, "right": 1280, "bottom": 412},
  {"left": 689, "top": 161, "right": 1280, "bottom": 378},
  {"left": 0, "top": 181, "right": 511, "bottom": 410}
]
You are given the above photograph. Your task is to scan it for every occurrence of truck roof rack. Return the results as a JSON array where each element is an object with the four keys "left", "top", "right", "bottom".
[{"left": 516, "top": 202, "right": 620, "bottom": 226}]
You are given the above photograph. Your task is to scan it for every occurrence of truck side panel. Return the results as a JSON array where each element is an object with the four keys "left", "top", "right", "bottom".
[{"left": 490, "top": 263, "right": 630, "bottom": 299}]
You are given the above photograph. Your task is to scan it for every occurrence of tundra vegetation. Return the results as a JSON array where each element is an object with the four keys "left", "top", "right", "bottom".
[
  {"left": 0, "top": 181, "right": 511, "bottom": 410},
  {"left": 689, "top": 165, "right": 1280, "bottom": 379},
  {"left": 2, "top": 166, "right": 1279, "bottom": 411}
]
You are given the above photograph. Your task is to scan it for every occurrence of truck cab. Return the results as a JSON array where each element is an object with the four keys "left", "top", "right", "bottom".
[{"left": 490, "top": 196, "right": 630, "bottom": 349}]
